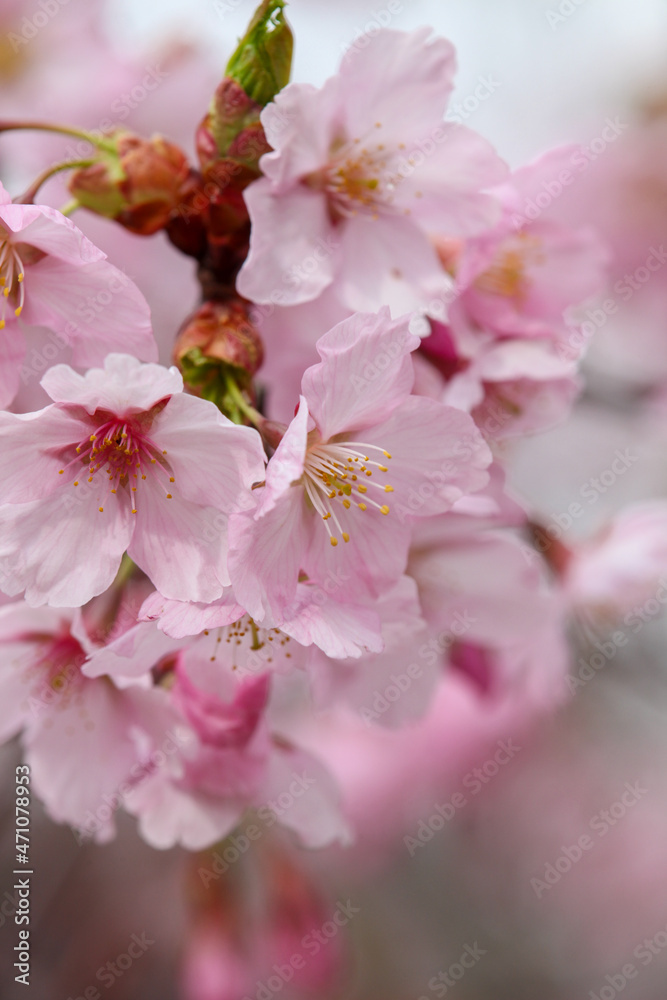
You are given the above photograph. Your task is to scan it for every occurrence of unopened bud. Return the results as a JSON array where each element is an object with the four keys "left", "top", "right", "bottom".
[
  {"left": 226, "top": 0, "right": 293, "bottom": 108},
  {"left": 69, "top": 131, "right": 190, "bottom": 235},
  {"left": 197, "top": 79, "right": 271, "bottom": 173},
  {"left": 197, "top": 0, "right": 292, "bottom": 172},
  {"left": 175, "top": 300, "right": 264, "bottom": 390}
]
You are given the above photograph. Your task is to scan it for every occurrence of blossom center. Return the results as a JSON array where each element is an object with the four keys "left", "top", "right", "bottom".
[
  {"left": 58, "top": 414, "right": 175, "bottom": 514},
  {"left": 0, "top": 232, "right": 25, "bottom": 328},
  {"left": 474, "top": 234, "right": 544, "bottom": 300},
  {"left": 302, "top": 440, "right": 393, "bottom": 546},
  {"left": 203, "top": 615, "right": 292, "bottom": 672},
  {"left": 307, "top": 127, "right": 406, "bottom": 221}
]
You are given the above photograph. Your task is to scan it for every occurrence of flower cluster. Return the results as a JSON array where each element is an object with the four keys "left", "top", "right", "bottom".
[{"left": 2, "top": 0, "right": 659, "bottom": 883}]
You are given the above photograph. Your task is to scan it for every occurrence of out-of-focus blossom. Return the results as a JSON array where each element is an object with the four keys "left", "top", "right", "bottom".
[
  {"left": 0, "top": 600, "right": 179, "bottom": 841},
  {"left": 564, "top": 502, "right": 667, "bottom": 626},
  {"left": 123, "top": 654, "right": 349, "bottom": 851}
]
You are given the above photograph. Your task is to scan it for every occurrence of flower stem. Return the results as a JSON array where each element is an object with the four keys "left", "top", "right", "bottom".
[
  {"left": 224, "top": 372, "right": 265, "bottom": 426},
  {"left": 0, "top": 120, "right": 117, "bottom": 153},
  {"left": 17, "top": 160, "right": 95, "bottom": 204}
]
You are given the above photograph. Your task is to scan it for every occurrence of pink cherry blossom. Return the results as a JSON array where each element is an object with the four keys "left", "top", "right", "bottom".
[
  {"left": 237, "top": 28, "right": 507, "bottom": 312},
  {"left": 0, "top": 353, "right": 266, "bottom": 607},
  {"left": 418, "top": 316, "right": 582, "bottom": 440},
  {"left": 307, "top": 575, "right": 436, "bottom": 728},
  {"left": 446, "top": 148, "right": 609, "bottom": 344},
  {"left": 0, "top": 182, "right": 157, "bottom": 408},
  {"left": 0, "top": 601, "right": 180, "bottom": 841},
  {"left": 83, "top": 582, "right": 383, "bottom": 685},
  {"left": 408, "top": 518, "right": 569, "bottom": 707},
  {"left": 123, "top": 655, "right": 350, "bottom": 850},
  {"left": 228, "top": 309, "right": 491, "bottom": 621},
  {"left": 564, "top": 502, "right": 667, "bottom": 626},
  {"left": 139, "top": 582, "right": 383, "bottom": 664}
]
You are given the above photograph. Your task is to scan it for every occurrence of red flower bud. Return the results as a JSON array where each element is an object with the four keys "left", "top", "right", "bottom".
[{"left": 69, "top": 131, "right": 191, "bottom": 235}]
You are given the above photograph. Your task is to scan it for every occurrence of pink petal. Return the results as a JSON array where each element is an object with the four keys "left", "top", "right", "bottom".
[
  {"left": 260, "top": 78, "right": 341, "bottom": 189},
  {"left": 237, "top": 182, "right": 337, "bottom": 306},
  {"left": 152, "top": 392, "right": 265, "bottom": 513},
  {"left": 361, "top": 395, "right": 491, "bottom": 516},
  {"left": 126, "top": 774, "right": 241, "bottom": 851},
  {"left": 282, "top": 586, "right": 383, "bottom": 659},
  {"left": 228, "top": 490, "right": 312, "bottom": 621},
  {"left": 302, "top": 308, "right": 417, "bottom": 440},
  {"left": 41, "top": 353, "right": 183, "bottom": 414},
  {"left": 0, "top": 484, "right": 133, "bottom": 607},
  {"left": 3, "top": 202, "right": 105, "bottom": 262},
  {"left": 396, "top": 125, "right": 508, "bottom": 235},
  {"left": 338, "top": 28, "right": 456, "bottom": 142},
  {"left": 0, "top": 405, "right": 92, "bottom": 502},
  {"left": 83, "top": 620, "right": 180, "bottom": 680},
  {"left": 260, "top": 745, "right": 350, "bottom": 848},
  {"left": 0, "top": 326, "right": 26, "bottom": 410},
  {"left": 301, "top": 498, "right": 412, "bottom": 600},
  {"left": 127, "top": 476, "right": 229, "bottom": 603},
  {"left": 139, "top": 590, "right": 246, "bottom": 639},
  {"left": 336, "top": 214, "right": 445, "bottom": 313},
  {"left": 22, "top": 256, "right": 156, "bottom": 365},
  {"left": 257, "top": 395, "right": 308, "bottom": 516}
]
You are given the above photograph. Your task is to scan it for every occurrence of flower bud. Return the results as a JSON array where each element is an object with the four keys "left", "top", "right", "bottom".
[
  {"left": 197, "top": 79, "right": 271, "bottom": 174},
  {"left": 175, "top": 300, "right": 264, "bottom": 386},
  {"left": 196, "top": 0, "right": 292, "bottom": 173},
  {"left": 226, "top": 0, "right": 293, "bottom": 109},
  {"left": 69, "top": 130, "right": 191, "bottom": 235}
]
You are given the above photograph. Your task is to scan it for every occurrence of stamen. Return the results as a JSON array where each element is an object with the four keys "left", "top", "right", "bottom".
[{"left": 302, "top": 438, "right": 393, "bottom": 544}]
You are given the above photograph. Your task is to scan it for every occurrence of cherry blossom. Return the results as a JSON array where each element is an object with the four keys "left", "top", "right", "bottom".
[
  {"left": 237, "top": 28, "right": 507, "bottom": 312},
  {"left": 0, "top": 353, "right": 265, "bottom": 606},
  {"left": 0, "top": 182, "right": 156, "bottom": 408},
  {"left": 228, "top": 308, "right": 491, "bottom": 620}
]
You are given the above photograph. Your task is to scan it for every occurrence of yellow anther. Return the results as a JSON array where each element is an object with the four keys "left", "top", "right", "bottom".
[
  {"left": 73, "top": 480, "right": 79, "bottom": 486},
  {"left": 166, "top": 493, "right": 172, "bottom": 499},
  {"left": 98, "top": 507, "right": 103, "bottom": 512},
  {"left": 169, "top": 477, "right": 175, "bottom": 483},
  {"left": 383, "top": 451, "right": 392, "bottom": 458},
  {"left": 58, "top": 470, "right": 64, "bottom": 475},
  {"left": 342, "top": 532, "right": 350, "bottom": 543},
  {"left": 17, "top": 273, "right": 23, "bottom": 282},
  {"left": 330, "top": 537, "right": 338, "bottom": 547},
  {"left": 14, "top": 306, "right": 21, "bottom": 317},
  {"left": 384, "top": 485, "right": 394, "bottom": 492},
  {"left": 342, "top": 499, "right": 351, "bottom": 509},
  {"left": 381, "top": 505, "right": 390, "bottom": 515},
  {"left": 357, "top": 484, "right": 367, "bottom": 494},
  {"left": 132, "top": 509, "right": 137, "bottom": 514},
  {"left": 358, "top": 503, "right": 367, "bottom": 511},
  {"left": 378, "top": 465, "right": 388, "bottom": 472}
]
